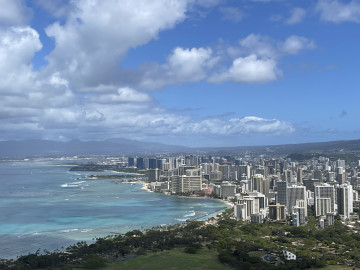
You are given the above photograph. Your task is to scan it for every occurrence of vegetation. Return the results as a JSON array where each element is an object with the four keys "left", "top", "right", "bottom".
[{"left": 1, "top": 209, "right": 360, "bottom": 269}]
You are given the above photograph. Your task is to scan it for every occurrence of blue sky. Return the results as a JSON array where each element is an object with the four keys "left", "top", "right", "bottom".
[{"left": 0, "top": 0, "right": 359, "bottom": 147}]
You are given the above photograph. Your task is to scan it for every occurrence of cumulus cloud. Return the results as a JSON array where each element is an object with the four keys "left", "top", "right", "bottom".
[
  {"left": 208, "top": 34, "right": 315, "bottom": 84},
  {"left": 286, "top": 7, "right": 306, "bottom": 24},
  {"left": 184, "top": 116, "right": 294, "bottom": 135},
  {"left": 281, "top": 35, "right": 316, "bottom": 54},
  {"left": 0, "top": 0, "right": 297, "bottom": 142},
  {"left": 238, "top": 34, "right": 277, "bottom": 58},
  {"left": 0, "top": 26, "right": 42, "bottom": 96},
  {"left": 316, "top": 0, "right": 360, "bottom": 23},
  {"left": 0, "top": 0, "right": 31, "bottom": 26},
  {"left": 139, "top": 47, "right": 217, "bottom": 89},
  {"left": 44, "top": 0, "right": 191, "bottom": 91},
  {"left": 209, "top": 54, "right": 281, "bottom": 83},
  {"left": 91, "top": 87, "right": 153, "bottom": 104}
]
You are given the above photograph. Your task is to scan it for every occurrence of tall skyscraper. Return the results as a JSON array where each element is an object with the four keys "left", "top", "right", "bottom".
[
  {"left": 314, "top": 184, "right": 335, "bottom": 216},
  {"left": 252, "top": 174, "right": 269, "bottom": 198},
  {"left": 149, "top": 158, "right": 157, "bottom": 169},
  {"left": 337, "top": 183, "right": 353, "bottom": 219},
  {"left": 297, "top": 168, "right": 303, "bottom": 185},
  {"left": 128, "top": 157, "right": 135, "bottom": 167},
  {"left": 136, "top": 157, "right": 144, "bottom": 170},
  {"left": 287, "top": 185, "right": 307, "bottom": 216},
  {"left": 277, "top": 180, "right": 288, "bottom": 209}
]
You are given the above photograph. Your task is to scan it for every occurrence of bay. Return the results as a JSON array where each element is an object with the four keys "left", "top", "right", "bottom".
[{"left": 0, "top": 158, "right": 227, "bottom": 259}]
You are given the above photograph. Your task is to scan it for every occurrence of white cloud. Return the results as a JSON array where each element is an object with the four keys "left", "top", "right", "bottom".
[
  {"left": 0, "top": 26, "right": 42, "bottom": 94},
  {"left": 209, "top": 54, "right": 281, "bottom": 83},
  {"left": 183, "top": 116, "right": 294, "bottom": 135},
  {"left": 238, "top": 34, "right": 277, "bottom": 58},
  {"left": 0, "top": 0, "right": 31, "bottom": 26},
  {"left": 207, "top": 34, "right": 316, "bottom": 84},
  {"left": 316, "top": 0, "right": 360, "bottom": 23},
  {"left": 0, "top": 0, "right": 299, "bottom": 143},
  {"left": 167, "top": 47, "right": 216, "bottom": 81},
  {"left": 44, "top": 0, "right": 191, "bottom": 91},
  {"left": 92, "top": 87, "right": 152, "bottom": 104},
  {"left": 139, "top": 47, "right": 217, "bottom": 89},
  {"left": 219, "top": 6, "right": 244, "bottom": 22},
  {"left": 286, "top": 7, "right": 306, "bottom": 24},
  {"left": 281, "top": 35, "right": 316, "bottom": 54}
]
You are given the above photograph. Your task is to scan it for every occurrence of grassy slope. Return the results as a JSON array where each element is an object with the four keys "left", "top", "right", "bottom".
[{"left": 73, "top": 248, "right": 235, "bottom": 270}]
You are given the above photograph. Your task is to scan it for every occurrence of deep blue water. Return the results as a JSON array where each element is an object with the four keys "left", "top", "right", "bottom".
[{"left": 0, "top": 158, "right": 226, "bottom": 259}]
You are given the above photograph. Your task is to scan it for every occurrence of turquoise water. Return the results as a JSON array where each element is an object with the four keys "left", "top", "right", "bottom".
[{"left": 0, "top": 158, "right": 226, "bottom": 259}]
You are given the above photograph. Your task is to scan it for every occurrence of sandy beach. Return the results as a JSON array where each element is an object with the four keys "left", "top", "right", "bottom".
[
  {"left": 140, "top": 181, "right": 154, "bottom": 192},
  {"left": 140, "top": 183, "right": 233, "bottom": 209}
]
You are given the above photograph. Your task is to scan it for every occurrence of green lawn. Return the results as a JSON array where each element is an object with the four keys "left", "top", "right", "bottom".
[{"left": 73, "top": 248, "right": 235, "bottom": 270}]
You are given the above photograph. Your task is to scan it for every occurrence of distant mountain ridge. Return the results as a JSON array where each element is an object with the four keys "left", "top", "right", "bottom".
[
  {"left": 0, "top": 138, "right": 360, "bottom": 158},
  {"left": 194, "top": 139, "right": 360, "bottom": 156}
]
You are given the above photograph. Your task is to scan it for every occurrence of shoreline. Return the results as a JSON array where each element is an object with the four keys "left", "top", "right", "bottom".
[
  {"left": 140, "top": 181, "right": 154, "bottom": 192},
  {"left": 140, "top": 181, "right": 233, "bottom": 208},
  {"left": 1, "top": 180, "right": 231, "bottom": 260}
]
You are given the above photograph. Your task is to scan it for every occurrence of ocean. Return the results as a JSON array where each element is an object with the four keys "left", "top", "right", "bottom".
[{"left": 0, "top": 158, "right": 227, "bottom": 259}]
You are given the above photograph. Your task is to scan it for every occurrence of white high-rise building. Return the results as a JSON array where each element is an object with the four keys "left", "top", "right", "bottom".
[
  {"left": 337, "top": 184, "right": 353, "bottom": 219},
  {"left": 234, "top": 203, "right": 247, "bottom": 220},
  {"left": 237, "top": 197, "right": 260, "bottom": 221},
  {"left": 314, "top": 184, "right": 335, "bottom": 216},
  {"left": 171, "top": 174, "right": 202, "bottom": 193}
]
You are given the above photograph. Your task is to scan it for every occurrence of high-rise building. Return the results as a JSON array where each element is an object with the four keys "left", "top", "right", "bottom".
[
  {"left": 283, "top": 169, "right": 295, "bottom": 184},
  {"left": 337, "top": 184, "right": 353, "bottom": 219},
  {"left": 219, "top": 165, "right": 232, "bottom": 180},
  {"left": 269, "top": 204, "right": 286, "bottom": 221},
  {"left": 237, "top": 197, "right": 260, "bottom": 220},
  {"left": 149, "top": 158, "right": 157, "bottom": 169},
  {"left": 287, "top": 185, "right": 307, "bottom": 216},
  {"left": 297, "top": 168, "right": 303, "bottom": 185},
  {"left": 220, "top": 181, "right": 236, "bottom": 199},
  {"left": 277, "top": 180, "right": 288, "bottom": 208},
  {"left": 234, "top": 203, "right": 247, "bottom": 221},
  {"left": 156, "top": 159, "right": 165, "bottom": 170},
  {"left": 336, "top": 160, "right": 345, "bottom": 173},
  {"left": 244, "top": 192, "right": 268, "bottom": 209},
  {"left": 143, "top": 157, "right": 149, "bottom": 169},
  {"left": 170, "top": 174, "right": 202, "bottom": 193},
  {"left": 128, "top": 157, "right": 135, "bottom": 167},
  {"left": 292, "top": 199, "right": 307, "bottom": 225},
  {"left": 314, "top": 184, "right": 335, "bottom": 216},
  {"left": 136, "top": 157, "right": 144, "bottom": 170},
  {"left": 336, "top": 172, "right": 346, "bottom": 185},
  {"left": 326, "top": 171, "right": 335, "bottom": 182},
  {"left": 149, "top": 169, "right": 160, "bottom": 182},
  {"left": 239, "top": 165, "right": 251, "bottom": 179},
  {"left": 313, "top": 170, "right": 323, "bottom": 181},
  {"left": 252, "top": 174, "right": 263, "bottom": 192}
]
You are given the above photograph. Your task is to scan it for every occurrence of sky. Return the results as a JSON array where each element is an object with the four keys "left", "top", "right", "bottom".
[{"left": 0, "top": 0, "right": 359, "bottom": 147}]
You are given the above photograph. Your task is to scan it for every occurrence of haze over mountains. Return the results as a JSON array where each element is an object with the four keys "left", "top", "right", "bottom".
[{"left": 1, "top": 138, "right": 360, "bottom": 158}]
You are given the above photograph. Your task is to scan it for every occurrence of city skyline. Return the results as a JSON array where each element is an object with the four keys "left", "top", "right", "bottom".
[{"left": 1, "top": 0, "right": 359, "bottom": 147}]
